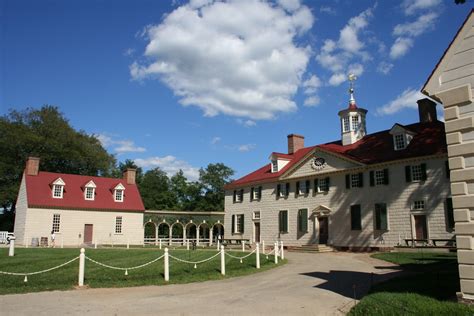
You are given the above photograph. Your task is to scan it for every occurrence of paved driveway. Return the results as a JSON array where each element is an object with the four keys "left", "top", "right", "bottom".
[{"left": 0, "top": 252, "right": 400, "bottom": 316}]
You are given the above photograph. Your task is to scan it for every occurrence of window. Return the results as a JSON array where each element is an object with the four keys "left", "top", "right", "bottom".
[
  {"left": 272, "top": 160, "right": 278, "bottom": 173},
  {"left": 412, "top": 200, "right": 425, "bottom": 210},
  {"left": 233, "top": 189, "right": 244, "bottom": 203},
  {"left": 370, "top": 169, "right": 389, "bottom": 186},
  {"left": 53, "top": 185, "right": 64, "bottom": 198},
  {"left": 346, "top": 173, "right": 363, "bottom": 189},
  {"left": 296, "top": 180, "right": 310, "bottom": 196},
  {"left": 298, "top": 209, "right": 308, "bottom": 233},
  {"left": 251, "top": 187, "right": 262, "bottom": 201},
  {"left": 350, "top": 205, "right": 362, "bottom": 230},
  {"left": 343, "top": 117, "right": 350, "bottom": 132},
  {"left": 52, "top": 214, "right": 60, "bottom": 233},
  {"left": 253, "top": 211, "right": 261, "bottom": 220},
  {"left": 446, "top": 198, "right": 454, "bottom": 230},
  {"left": 351, "top": 115, "right": 360, "bottom": 130},
  {"left": 316, "top": 177, "right": 330, "bottom": 192},
  {"left": 115, "top": 189, "right": 124, "bottom": 202},
  {"left": 85, "top": 187, "right": 95, "bottom": 200},
  {"left": 232, "top": 214, "right": 244, "bottom": 234},
  {"left": 279, "top": 210, "right": 288, "bottom": 233},
  {"left": 394, "top": 134, "right": 406, "bottom": 150},
  {"left": 406, "top": 164, "right": 427, "bottom": 182},
  {"left": 277, "top": 183, "right": 290, "bottom": 198},
  {"left": 115, "top": 216, "right": 123, "bottom": 234},
  {"left": 375, "top": 203, "right": 388, "bottom": 230}
]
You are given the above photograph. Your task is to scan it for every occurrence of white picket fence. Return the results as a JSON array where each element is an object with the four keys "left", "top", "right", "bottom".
[{"left": 0, "top": 241, "right": 285, "bottom": 286}]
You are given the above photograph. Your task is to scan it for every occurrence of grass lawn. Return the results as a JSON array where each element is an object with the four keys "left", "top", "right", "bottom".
[
  {"left": 349, "top": 251, "right": 474, "bottom": 316},
  {"left": 0, "top": 247, "right": 284, "bottom": 295}
]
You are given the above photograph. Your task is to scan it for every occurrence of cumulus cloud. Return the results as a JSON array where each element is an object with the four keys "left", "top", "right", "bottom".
[
  {"left": 131, "top": 0, "right": 314, "bottom": 120},
  {"left": 316, "top": 6, "right": 374, "bottom": 86},
  {"left": 96, "top": 134, "right": 146, "bottom": 154},
  {"left": 303, "top": 96, "right": 320, "bottom": 107},
  {"left": 376, "top": 88, "right": 424, "bottom": 115},
  {"left": 210, "top": 136, "right": 221, "bottom": 145},
  {"left": 389, "top": 37, "right": 414, "bottom": 59},
  {"left": 238, "top": 143, "right": 256, "bottom": 152},
  {"left": 402, "top": 0, "right": 441, "bottom": 15},
  {"left": 377, "top": 61, "right": 394, "bottom": 75},
  {"left": 393, "top": 12, "right": 438, "bottom": 37},
  {"left": 236, "top": 119, "right": 257, "bottom": 127},
  {"left": 320, "top": 6, "right": 336, "bottom": 15},
  {"left": 134, "top": 155, "right": 200, "bottom": 181}
]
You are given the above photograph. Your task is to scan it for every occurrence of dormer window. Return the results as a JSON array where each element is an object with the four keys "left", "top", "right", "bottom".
[
  {"left": 84, "top": 180, "right": 96, "bottom": 201},
  {"left": 351, "top": 115, "right": 360, "bottom": 130},
  {"left": 272, "top": 160, "right": 278, "bottom": 173},
  {"left": 394, "top": 134, "right": 406, "bottom": 150},
  {"left": 390, "top": 124, "right": 415, "bottom": 151},
  {"left": 52, "top": 178, "right": 65, "bottom": 199},
  {"left": 114, "top": 183, "right": 125, "bottom": 202}
]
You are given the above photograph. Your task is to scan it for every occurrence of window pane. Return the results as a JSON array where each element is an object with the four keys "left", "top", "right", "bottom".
[
  {"left": 52, "top": 214, "right": 60, "bottom": 233},
  {"left": 115, "top": 216, "right": 122, "bottom": 234}
]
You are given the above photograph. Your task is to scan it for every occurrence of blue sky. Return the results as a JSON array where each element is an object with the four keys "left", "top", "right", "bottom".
[{"left": 1, "top": 0, "right": 472, "bottom": 181}]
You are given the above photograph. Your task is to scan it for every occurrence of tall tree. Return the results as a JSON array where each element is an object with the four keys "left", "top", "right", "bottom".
[
  {"left": 199, "top": 163, "right": 234, "bottom": 211},
  {"left": 139, "top": 167, "right": 176, "bottom": 210},
  {"left": 0, "top": 106, "right": 116, "bottom": 229}
]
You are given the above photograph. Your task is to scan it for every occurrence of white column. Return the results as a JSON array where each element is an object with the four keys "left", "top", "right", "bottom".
[
  {"left": 159, "top": 239, "right": 162, "bottom": 250},
  {"left": 220, "top": 245, "right": 225, "bottom": 275},
  {"left": 186, "top": 239, "right": 190, "bottom": 251},
  {"left": 78, "top": 248, "right": 85, "bottom": 286},
  {"left": 183, "top": 227, "right": 186, "bottom": 247},
  {"left": 274, "top": 242, "right": 278, "bottom": 264},
  {"left": 242, "top": 240, "right": 246, "bottom": 252},
  {"left": 280, "top": 241, "right": 285, "bottom": 260},
  {"left": 256, "top": 243, "right": 260, "bottom": 269},
  {"left": 8, "top": 239, "right": 15, "bottom": 257},
  {"left": 262, "top": 240, "right": 265, "bottom": 255},
  {"left": 196, "top": 227, "right": 200, "bottom": 247},
  {"left": 164, "top": 248, "right": 169, "bottom": 282},
  {"left": 155, "top": 225, "right": 158, "bottom": 246},
  {"left": 209, "top": 229, "right": 213, "bottom": 246}
]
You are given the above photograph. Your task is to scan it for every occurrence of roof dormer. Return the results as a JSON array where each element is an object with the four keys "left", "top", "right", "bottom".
[
  {"left": 389, "top": 124, "right": 416, "bottom": 151},
  {"left": 269, "top": 153, "right": 291, "bottom": 173},
  {"left": 52, "top": 178, "right": 66, "bottom": 199},
  {"left": 84, "top": 180, "right": 96, "bottom": 201},
  {"left": 113, "top": 183, "right": 125, "bottom": 202}
]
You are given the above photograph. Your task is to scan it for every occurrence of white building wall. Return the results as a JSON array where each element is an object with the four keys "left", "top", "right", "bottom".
[
  {"left": 21, "top": 208, "right": 144, "bottom": 246},
  {"left": 225, "top": 157, "right": 452, "bottom": 248},
  {"left": 13, "top": 173, "right": 28, "bottom": 244}
]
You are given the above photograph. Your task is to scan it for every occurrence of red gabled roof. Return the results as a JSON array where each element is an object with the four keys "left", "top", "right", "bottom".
[
  {"left": 26, "top": 172, "right": 145, "bottom": 212},
  {"left": 225, "top": 121, "right": 446, "bottom": 189}
]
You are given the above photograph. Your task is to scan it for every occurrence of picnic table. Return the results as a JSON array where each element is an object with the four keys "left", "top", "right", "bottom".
[
  {"left": 404, "top": 238, "right": 456, "bottom": 247},
  {"left": 222, "top": 238, "right": 251, "bottom": 248}
]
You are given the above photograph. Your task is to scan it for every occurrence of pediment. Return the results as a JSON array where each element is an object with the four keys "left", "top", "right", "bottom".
[
  {"left": 84, "top": 180, "right": 97, "bottom": 188},
  {"left": 114, "top": 183, "right": 125, "bottom": 190},
  {"left": 310, "top": 205, "right": 332, "bottom": 218},
  {"left": 281, "top": 148, "right": 362, "bottom": 180},
  {"left": 52, "top": 178, "right": 65, "bottom": 186},
  {"left": 389, "top": 124, "right": 415, "bottom": 136}
]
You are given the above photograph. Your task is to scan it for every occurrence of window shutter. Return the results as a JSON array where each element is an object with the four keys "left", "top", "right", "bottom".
[
  {"left": 277, "top": 184, "right": 281, "bottom": 197},
  {"left": 258, "top": 186, "right": 262, "bottom": 199},
  {"left": 445, "top": 161, "right": 450, "bottom": 179},
  {"left": 241, "top": 215, "right": 244, "bottom": 233},
  {"left": 301, "top": 209, "right": 308, "bottom": 232},
  {"left": 405, "top": 166, "right": 412, "bottom": 182},
  {"left": 384, "top": 169, "right": 389, "bottom": 185},
  {"left": 250, "top": 187, "right": 254, "bottom": 201},
  {"left": 350, "top": 205, "right": 361, "bottom": 230},
  {"left": 325, "top": 177, "right": 330, "bottom": 191},
  {"left": 369, "top": 171, "right": 375, "bottom": 187},
  {"left": 233, "top": 191, "right": 236, "bottom": 203},
  {"left": 240, "top": 189, "right": 244, "bottom": 201},
  {"left": 283, "top": 211, "right": 288, "bottom": 233},
  {"left": 358, "top": 173, "right": 364, "bottom": 187},
  {"left": 314, "top": 179, "right": 319, "bottom": 192},
  {"left": 446, "top": 198, "right": 454, "bottom": 229},
  {"left": 345, "top": 174, "right": 350, "bottom": 189},
  {"left": 296, "top": 181, "right": 300, "bottom": 195},
  {"left": 380, "top": 204, "right": 387, "bottom": 230},
  {"left": 285, "top": 183, "right": 290, "bottom": 196},
  {"left": 232, "top": 215, "right": 235, "bottom": 234},
  {"left": 305, "top": 180, "right": 310, "bottom": 194},
  {"left": 279, "top": 211, "right": 283, "bottom": 232},
  {"left": 421, "top": 163, "right": 427, "bottom": 181}
]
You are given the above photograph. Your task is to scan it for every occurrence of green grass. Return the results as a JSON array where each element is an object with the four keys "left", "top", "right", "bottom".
[
  {"left": 349, "top": 251, "right": 474, "bottom": 316},
  {"left": 0, "top": 247, "right": 285, "bottom": 295}
]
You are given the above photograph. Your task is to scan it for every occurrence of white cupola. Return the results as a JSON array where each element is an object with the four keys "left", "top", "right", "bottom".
[{"left": 338, "top": 74, "right": 367, "bottom": 146}]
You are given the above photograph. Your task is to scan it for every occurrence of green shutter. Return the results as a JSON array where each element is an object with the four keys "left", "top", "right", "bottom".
[
  {"left": 283, "top": 211, "right": 288, "bottom": 233},
  {"left": 241, "top": 215, "right": 244, "bottom": 233},
  {"left": 375, "top": 204, "right": 388, "bottom": 230},
  {"left": 305, "top": 180, "right": 310, "bottom": 194},
  {"left": 351, "top": 205, "right": 361, "bottom": 230},
  {"left": 258, "top": 186, "right": 262, "bottom": 199},
  {"left": 445, "top": 161, "right": 450, "bottom": 179},
  {"left": 314, "top": 179, "right": 319, "bottom": 192},
  {"left": 285, "top": 183, "right": 290, "bottom": 196},
  {"left": 301, "top": 209, "right": 308, "bottom": 232},
  {"left": 325, "top": 177, "right": 330, "bottom": 191},
  {"left": 346, "top": 174, "right": 350, "bottom": 189},
  {"left": 383, "top": 169, "right": 389, "bottom": 185},
  {"left": 421, "top": 163, "right": 427, "bottom": 181},
  {"left": 370, "top": 171, "right": 375, "bottom": 187},
  {"left": 296, "top": 181, "right": 300, "bottom": 195},
  {"left": 250, "top": 187, "right": 254, "bottom": 201},
  {"left": 240, "top": 189, "right": 244, "bottom": 201},
  {"left": 233, "top": 191, "right": 236, "bottom": 203},
  {"left": 232, "top": 215, "right": 235, "bottom": 234},
  {"left": 447, "top": 198, "right": 454, "bottom": 229},
  {"left": 405, "top": 166, "right": 412, "bottom": 182},
  {"left": 277, "top": 184, "right": 281, "bottom": 197},
  {"left": 358, "top": 173, "right": 364, "bottom": 187}
]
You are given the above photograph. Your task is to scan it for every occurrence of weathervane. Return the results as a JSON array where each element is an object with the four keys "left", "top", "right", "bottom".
[{"left": 348, "top": 73, "right": 357, "bottom": 106}]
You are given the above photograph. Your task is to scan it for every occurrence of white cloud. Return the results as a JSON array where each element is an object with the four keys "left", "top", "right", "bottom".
[
  {"left": 236, "top": 118, "right": 257, "bottom": 127},
  {"left": 389, "top": 37, "right": 414, "bottom": 59},
  {"left": 338, "top": 8, "right": 373, "bottom": 53},
  {"left": 96, "top": 134, "right": 146, "bottom": 154},
  {"left": 320, "top": 6, "right": 336, "bottom": 15},
  {"left": 303, "top": 96, "right": 320, "bottom": 107},
  {"left": 238, "top": 144, "right": 256, "bottom": 152},
  {"left": 376, "top": 88, "right": 424, "bottom": 115},
  {"left": 131, "top": 0, "right": 314, "bottom": 120},
  {"left": 277, "top": 0, "right": 300, "bottom": 12},
  {"left": 329, "top": 73, "right": 347, "bottom": 86},
  {"left": 134, "top": 155, "right": 200, "bottom": 181},
  {"left": 402, "top": 0, "right": 441, "bottom": 15},
  {"left": 210, "top": 136, "right": 221, "bottom": 145},
  {"left": 377, "top": 61, "right": 394, "bottom": 75},
  {"left": 123, "top": 48, "right": 135, "bottom": 57},
  {"left": 302, "top": 74, "right": 321, "bottom": 94},
  {"left": 393, "top": 12, "right": 438, "bottom": 37}
]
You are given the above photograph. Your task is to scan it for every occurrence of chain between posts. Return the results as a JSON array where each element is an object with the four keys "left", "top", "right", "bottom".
[
  {"left": 0, "top": 257, "right": 79, "bottom": 276},
  {"left": 85, "top": 254, "right": 165, "bottom": 271}
]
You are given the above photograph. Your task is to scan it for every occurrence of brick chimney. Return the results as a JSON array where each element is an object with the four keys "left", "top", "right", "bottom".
[
  {"left": 123, "top": 168, "right": 136, "bottom": 185},
  {"left": 287, "top": 134, "right": 305, "bottom": 154},
  {"left": 25, "top": 157, "right": 40, "bottom": 176},
  {"left": 417, "top": 98, "right": 437, "bottom": 123}
]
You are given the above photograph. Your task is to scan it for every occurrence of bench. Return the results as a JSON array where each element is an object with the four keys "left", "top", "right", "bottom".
[
  {"left": 404, "top": 238, "right": 429, "bottom": 247},
  {"left": 431, "top": 239, "right": 456, "bottom": 247},
  {"left": 222, "top": 239, "right": 251, "bottom": 248}
]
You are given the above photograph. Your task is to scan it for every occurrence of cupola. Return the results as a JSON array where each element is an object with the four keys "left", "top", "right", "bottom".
[{"left": 338, "top": 74, "right": 368, "bottom": 146}]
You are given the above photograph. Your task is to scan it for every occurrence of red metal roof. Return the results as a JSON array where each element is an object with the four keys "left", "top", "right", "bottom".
[
  {"left": 25, "top": 172, "right": 145, "bottom": 212},
  {"left": 225, "top": 121, "right": 446, "bottom": 189}
]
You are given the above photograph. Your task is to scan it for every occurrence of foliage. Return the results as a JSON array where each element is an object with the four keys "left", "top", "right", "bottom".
[
  {"left": 0, "top": 248, "right": 284, "bottom": 294},
  {"left": 198, "top": 163, "right": 234, "bottom": 211},
  {"left": 139, "top": 168, "right": 177, "bottom": 210}
]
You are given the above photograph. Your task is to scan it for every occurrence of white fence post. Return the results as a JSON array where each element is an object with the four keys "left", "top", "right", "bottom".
[
  {"left": 217, "top": 240, "right": 220, "bottom": 251},
  {"left": 256, "top": 243, "right": 260, "bottom": 269},
  {"left": 25, "top": 235, "right": 29, "bottom": 248},
  {"left": 8, "top": 238, "right": 15, "bottom": 257},
  {"left": 262, "top": 240, "right": 265, "bottom": 255},
  {"left": 164, "top": 248, "right": 169, "bottom": 282},
  {"left": 94, "top": 239, "right": 97, "bottom": 249},
  {"left": 159, "top": 239, "right": 162, "bottom": 250},
  {"left": 127, "top": 239, "right": 130, "bottom": 249},
  {"left": 220, "top": 245, "right": 225, "bottom": 275},
  {"left": 78, "top": 248, "right": 85, "bottom": 286},
  {"left": 280, "top": 241, "right": 284, "bottom": 260},
  {"left": 61, "top": 236, "right": 64, "bottom": 249},
  {"left": 242, "top": 240, "right": 245, "bottom": 252},
  {"left": 186, "top": 239, "right": 190, "bottom": 251},
  {"left": 274, "top": 242, "right": 278, "bottom": 264}
]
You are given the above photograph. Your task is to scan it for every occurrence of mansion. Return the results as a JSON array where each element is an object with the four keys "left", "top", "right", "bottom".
[{"left": 224, "top": 93, "right": 454, "bottom": 250}]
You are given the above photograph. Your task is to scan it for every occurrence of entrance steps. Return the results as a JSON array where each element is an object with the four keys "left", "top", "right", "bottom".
[{"left": 288, "top": 244, "right": 335, "bottom": 253}]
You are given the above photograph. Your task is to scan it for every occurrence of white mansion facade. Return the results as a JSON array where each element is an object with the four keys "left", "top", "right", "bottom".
[{"left": 224, "top": 94, "right": 454, "bottom": 250}]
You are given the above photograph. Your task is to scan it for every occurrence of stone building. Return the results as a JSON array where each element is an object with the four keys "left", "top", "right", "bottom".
[
  {"left": 224, "top": 88, "right": 453, "bottom": 250},
  {"left": 14, "top": 157, "right": 145, "bottom": 246}
]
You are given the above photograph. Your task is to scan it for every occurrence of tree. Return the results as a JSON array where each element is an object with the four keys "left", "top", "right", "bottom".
[
  {"left": 115, "top": 159, "right": 143, "bottom": 184},
  {"left": 198, "top": 163, "right": 234, "bottom": 211},
  {"left": 0, "top": 106, "right": 116, "bottom": 230},
  {"left": 139, "top": 168, "right": 177, "bottom": 210}
]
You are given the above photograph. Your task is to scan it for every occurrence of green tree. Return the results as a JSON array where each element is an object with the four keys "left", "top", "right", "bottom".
[
  {"left": 140, "top": 168, "right": 176, "bottom": 210},
  {"left": 198, "top": 163, "right": 234, "bottom": 211},
  {"left": 0, "top": 106, "right": 116, "bottom": 230}
]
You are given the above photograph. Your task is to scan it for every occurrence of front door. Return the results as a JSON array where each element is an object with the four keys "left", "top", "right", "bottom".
[
  {"left": 318, "top": 217, "right": 328, "bottom": 244},
  {"left": 84, "top": 224, "right": 93, "bottom": 244},
  {"left": 254, "top": 222, "right": 260, "bottom": 243},
  {"left": 414, "top": 215, "right": 427, "bottom": 239}
]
